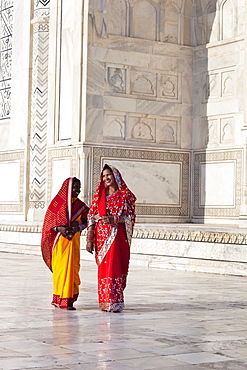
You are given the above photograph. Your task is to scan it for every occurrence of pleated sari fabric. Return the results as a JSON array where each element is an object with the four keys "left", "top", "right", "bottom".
[
  {"left": 41, "top": 178, "right": 89, "bottom": 309},
  {"left": 88, "top": 165, "right": 136, "bottom": 312}
]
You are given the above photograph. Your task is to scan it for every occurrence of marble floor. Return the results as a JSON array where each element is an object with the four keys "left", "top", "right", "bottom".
[{"left": 0, "top": 252, "right": 247, "bottom": 370}]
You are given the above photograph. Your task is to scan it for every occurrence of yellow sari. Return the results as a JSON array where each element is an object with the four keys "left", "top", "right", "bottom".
[{"left": 51, "top": 217, "right": 81, "bottom": 309}]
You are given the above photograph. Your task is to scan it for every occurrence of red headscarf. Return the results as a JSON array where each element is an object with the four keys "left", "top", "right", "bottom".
[
  {"left": 41, "top": 177, "right": 88, "bottom": 271},
  {"left": 88, "top": 165, "right": 136, "bottom": 264}
]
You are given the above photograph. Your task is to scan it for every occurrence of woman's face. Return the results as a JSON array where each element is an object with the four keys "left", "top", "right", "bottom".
[
  {"left": 102, "top": 169, "right": 116, "bottom": 188},
  {"left": 72, "top": 181, "right": 81, "bottom": 198}
]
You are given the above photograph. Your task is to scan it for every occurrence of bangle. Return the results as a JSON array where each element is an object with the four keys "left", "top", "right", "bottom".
[{"left": 113, "top": 216, "right": 125, "bottom": 223}]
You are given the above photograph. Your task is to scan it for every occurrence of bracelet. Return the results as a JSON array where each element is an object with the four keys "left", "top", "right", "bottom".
[{"left": 113, "top": 216, "right": 125, "bottom": 223}]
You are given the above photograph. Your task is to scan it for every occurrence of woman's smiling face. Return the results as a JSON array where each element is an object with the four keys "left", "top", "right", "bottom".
[
  {"left": 102, "top": 169, "right": 116, "bottom": 188},
  {"left": 72, "top": 181, "right": 81, "bottom": 198}
]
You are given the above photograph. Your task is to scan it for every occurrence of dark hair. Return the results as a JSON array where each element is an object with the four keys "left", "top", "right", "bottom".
[
  {"left": 73, "top": 177, "right": 80, "bottom": 184},
  {"left": 103, "top": 164, "right": 112, "bottom": 172}
]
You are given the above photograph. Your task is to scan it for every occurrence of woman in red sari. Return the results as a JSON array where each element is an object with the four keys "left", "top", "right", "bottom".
[
  {"left": 41, "top": 177, "right": 89, "bottom": 310},
  {"left": 86, "top": 164, "right": 136, "bottom": 312}
]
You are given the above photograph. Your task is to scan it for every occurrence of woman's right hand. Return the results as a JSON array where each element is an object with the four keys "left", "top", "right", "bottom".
[{"left": 86, "top": 241, "right": 94, "bottom": 254}]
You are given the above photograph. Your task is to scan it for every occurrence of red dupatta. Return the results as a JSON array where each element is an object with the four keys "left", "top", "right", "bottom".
[
  {"left": 41, "top": 177, "right": 88, "bottom": 271},
  {"left": 88, "top": 165, "right": 136, "bottom": 265}
]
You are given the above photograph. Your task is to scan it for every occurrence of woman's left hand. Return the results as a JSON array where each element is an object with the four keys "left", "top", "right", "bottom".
[{"left": 101, "top": 215, "right": 114, "bottom": 225}]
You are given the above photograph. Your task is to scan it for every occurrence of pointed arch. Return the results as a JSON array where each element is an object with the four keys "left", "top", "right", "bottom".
[
  {"left": 204, "top": 1, "right": 218, "bottom": 43},
  {"left": 105, "top": 0, "right": 128, "bottom": 37},
  {"left": 221, "top": 0, "right": 234, "bottom": 40},
  {"left": 161, "top": 2, "right": 180, "bottom": 44},
  {"left": 131, "top": 0, "right": 157, "bottom": 41}
]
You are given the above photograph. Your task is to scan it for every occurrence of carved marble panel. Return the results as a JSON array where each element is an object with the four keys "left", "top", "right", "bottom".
[
  {"left": 92, "top": 146, "right": 190, "bottom": 217},
  {"left": 129, "top": 115, "right": 155, "bottom": 142},
  {"left": 0, "top": 0, "right": 14, "bottom": 121},
  {"left": 221, "top": 70, "right": 234, "bottom": 96},
  {"left": 204, "top": 118, "right": 218, "bottom": 146},
  {"left": 193, "top": 150, "right": 242, "bottom": 218},
  {"left": 205, "top": 73, "right": 219, "bottom": 100},
  {"left": 130, "top": 71, "right": 156, "bottom": 96},
  {"left": 104, "top": 112, "right": 125, "bottom": 139},
  {"left": 158, "top": 118, "right": 178, "bottom": 145},
  {"left": 107, "top": 67, "right": 126, "bottom": 93},
  {"left": 162, "top": 3, "right": 179, "bottom": 44},
  {"left": 105, "top": 159, "right": 181, "bottom": 206},
  {"left": 160, "top": 74, "right": 178, "bottom": 100},
  {"left": 0, "top": 151, "right": 24, "bottom": 212},
  {"left": 220, "top": 117, "right": 234, "bottom": 144}
]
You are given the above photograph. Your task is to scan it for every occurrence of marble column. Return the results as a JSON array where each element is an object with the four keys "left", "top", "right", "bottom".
[
  {"left": 27, "top": 0, "right": 50, "bottom": 221},
  {"left": 239, "top": 0, "right": 247, "bottom": 226}
]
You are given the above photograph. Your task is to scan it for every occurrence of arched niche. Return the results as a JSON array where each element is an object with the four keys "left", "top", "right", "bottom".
[
  {"left": 204, "top": 1, "right": 218, "bottom": 43},
  {"left": 221, "top": 0, "right": 234, "bottom": 40},
  {"left": 131, "top": 0, "right": 157, "bottom": 41},
  {"left": 182, "top": 0, "right": 194, "bottom": 46},
  {"left": 106, "top": 0, "right": 128, "bottom": 37},
  {"left": 161, "top": 2, "right": 180, "bottom": 44}
]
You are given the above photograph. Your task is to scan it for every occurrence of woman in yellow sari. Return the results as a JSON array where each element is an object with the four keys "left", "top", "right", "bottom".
[{"left": 41, "top": 177, "right": 89, "bottom": 310}]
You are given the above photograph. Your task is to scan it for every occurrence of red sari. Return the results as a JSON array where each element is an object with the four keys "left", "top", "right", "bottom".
[
  {"left": 41, "top": 178, "right": 89, "bottom": 309},
  {"left": 88, "top": 165, "right": 136, "bottom": 312}
]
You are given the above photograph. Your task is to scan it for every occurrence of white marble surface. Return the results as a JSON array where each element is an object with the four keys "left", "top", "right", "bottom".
[
  {"left": 105, "top": 159, "right": 181, "bottom": 205},
  {"left": 0, "top": 252, "right": 246, "bottom": 369},
  {"left": 200, "top": 162, "right": 235, "bottom": 206}
]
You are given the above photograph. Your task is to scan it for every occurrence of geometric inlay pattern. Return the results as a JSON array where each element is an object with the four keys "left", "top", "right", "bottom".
[
  {"left": 92, "top": 146, "right": 190, "bottom": 217},
  {"left": 0, "top": 0, "right": 14, "bottom": 120},
  {"left": 29, "top": 0, "right": 50, "bottom": 210},
  {"left": 193, "top": 150, "right": 242, "bottom": 217},
  {"left": 2, "top": 225, "right": 247, "bottom": 246}
]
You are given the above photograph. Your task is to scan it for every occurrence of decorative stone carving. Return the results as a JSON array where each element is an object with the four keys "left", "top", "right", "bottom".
[
  {"left": 130, "top": 71, "right": 156, "bottom": 96},
  {"left": 29, "top": 1, "right": 50, "bottom": 215},
  {"left": 158, "top": 119, "right": 177, "bottom": 144},
  {"left": 92, "top": 146, "right": 190, "bottom": 218},
  {"left": 221, "top": 117, "right": 234, "bottom": 143},
  {"left": 206, "top": 119, "right": 217, "bottom": 145},
  {"left": 162, "top": 3, "right": 179, "bottom": 44},
  {"left": 108, "top": 67, "right": 126, "bottom": 93},
  {"left": 222, "top": 71, "right": 234, "bottom": 96},
  {"left": 206, "top": 73, "right": 218, "bottom": 100},
  {"left": 0, "top": 1, "right": 13, "bottom": 121},
  {"left": 160, "top": 74, "right": 178, "bottom": 99},
  {"left": 104, "top": 114, "right": 125, "bottom": 139},
  {"left": 129, "top": 116, "right": 155, "bottom": 141}
]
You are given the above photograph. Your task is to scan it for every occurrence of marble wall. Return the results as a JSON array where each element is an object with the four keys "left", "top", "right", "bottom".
[{"left": 0, "top": 0, "right": 246, "bottom": 226}]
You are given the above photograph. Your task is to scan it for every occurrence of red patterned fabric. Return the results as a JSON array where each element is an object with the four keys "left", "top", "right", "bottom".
[
  {"left": 52, "top": 293, "right": 79, "bottom": 309},
  {"left": 41, "top": 177, "right": 89, "bottom": 271},
  {"left": 88, "top": 165, "right": 136, "bottom": 311}
]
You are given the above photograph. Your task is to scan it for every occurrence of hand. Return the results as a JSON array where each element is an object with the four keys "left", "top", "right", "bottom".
[
  {"left": 101, "top": 215, "right": 114, "bottom": 225},
  {"left": 86, "top": 241, "right": 94, "bottom": 254},
  {"left": 56, "top": 226, "right": 76, "bottom": 238}
]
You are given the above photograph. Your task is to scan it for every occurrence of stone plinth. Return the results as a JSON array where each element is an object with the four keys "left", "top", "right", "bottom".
[{"left": 0, "top": 222, "right": 247, "bottom": 277}]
